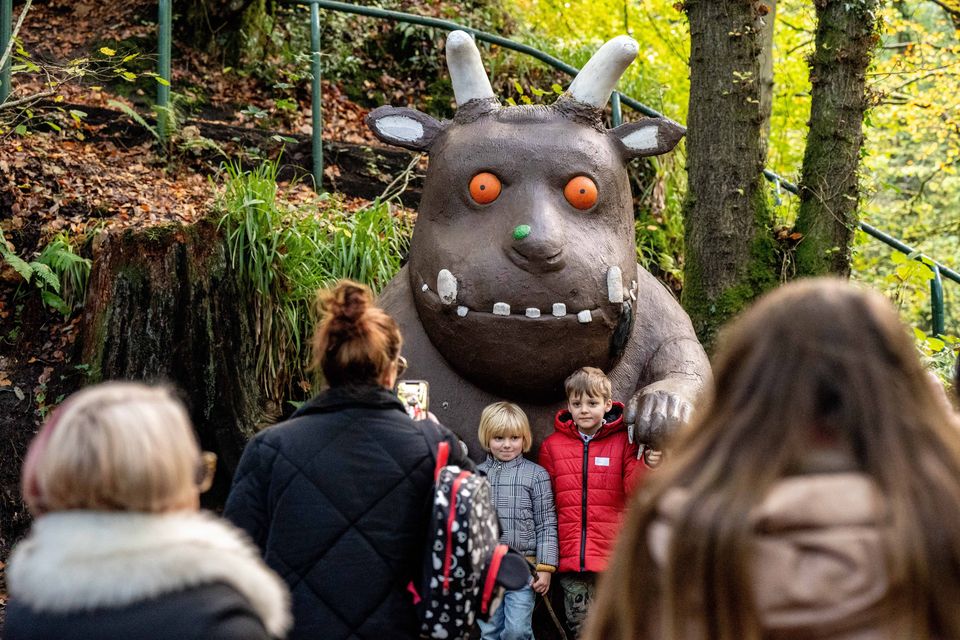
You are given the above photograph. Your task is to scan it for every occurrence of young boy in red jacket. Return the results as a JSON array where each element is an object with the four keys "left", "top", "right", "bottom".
[{"left": 538, "top": 366, "right": 659, "bottom": 636}]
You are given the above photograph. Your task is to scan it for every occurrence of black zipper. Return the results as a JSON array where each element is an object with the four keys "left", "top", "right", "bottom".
[{"left": 580, "top": 439, "right": 589, "bottom": 571}]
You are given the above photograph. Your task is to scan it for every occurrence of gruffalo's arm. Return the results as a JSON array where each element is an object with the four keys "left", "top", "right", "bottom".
[
  {"left": 603, "top": 104, "right": 709, "bottom": 455},
  {"left": 621, "top": 267, "right": 710, "bottom": 453}
]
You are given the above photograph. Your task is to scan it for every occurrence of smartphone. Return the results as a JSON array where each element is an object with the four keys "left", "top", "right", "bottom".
[{"left": 397, "top": 380, "right": 430, "bottom": 420}]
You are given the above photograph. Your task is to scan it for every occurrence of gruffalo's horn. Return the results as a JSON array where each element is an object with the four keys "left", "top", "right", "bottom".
[
  {"left": 446, "top": 31, "right": 498, "bottom": 111},
  {"left": 563, "top": 35, "right": 639, "bottom": 109}
]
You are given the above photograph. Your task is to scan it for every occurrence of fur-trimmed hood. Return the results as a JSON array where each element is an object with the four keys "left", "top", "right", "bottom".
[{"left": 8, "top": 510, "right": 291, "bottom": 638}]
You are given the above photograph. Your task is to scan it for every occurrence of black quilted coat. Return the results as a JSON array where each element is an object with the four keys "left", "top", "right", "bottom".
[{"left": 224, "top": 384, "right": 468, "bottom": 640}]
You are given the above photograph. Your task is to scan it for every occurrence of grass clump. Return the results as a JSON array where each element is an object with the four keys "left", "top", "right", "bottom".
[{"left": 216, "top": 159, "right": 412, "bottom": 401}]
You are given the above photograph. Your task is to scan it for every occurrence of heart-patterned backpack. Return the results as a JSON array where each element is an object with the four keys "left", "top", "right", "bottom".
[{"left": 413, "top": 440, "right": 531, "bottom": 639}]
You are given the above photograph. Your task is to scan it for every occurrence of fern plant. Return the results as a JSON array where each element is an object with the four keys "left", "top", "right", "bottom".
[{"left": 0, "top": 230, "right": 91, "bottom": 316}]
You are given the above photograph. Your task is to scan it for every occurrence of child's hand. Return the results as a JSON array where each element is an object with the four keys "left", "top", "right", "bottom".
[
  {"left": 644, "top": 448, "right": 663, "bottom": 467},
  {"left": 531, "top": 571, "right": 552, "bottom": 595}
]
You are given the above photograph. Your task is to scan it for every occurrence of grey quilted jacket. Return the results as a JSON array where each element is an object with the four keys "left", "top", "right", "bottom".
[{"left": 478, "top": 454, "right": 559, "bottom": 571}]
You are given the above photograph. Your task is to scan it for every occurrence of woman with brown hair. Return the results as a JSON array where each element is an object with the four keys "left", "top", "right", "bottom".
[
  {"left": 224, "top": 279, "right": 469, "bottom": 640},
  {"left": 584, "top": 278, "right": 960, "bottom": 640}
]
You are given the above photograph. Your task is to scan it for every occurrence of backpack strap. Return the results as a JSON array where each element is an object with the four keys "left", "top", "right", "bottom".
[
  {"left": 434, "top": 441, "right": 450, "bottom": 482},
  {"left": 481, "top": 544, "right": 510, "bottom": 614}
]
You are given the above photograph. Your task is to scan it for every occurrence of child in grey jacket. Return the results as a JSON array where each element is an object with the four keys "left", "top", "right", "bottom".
[{"left": 477, "top": 402, "right": 559, "bottom": 640}]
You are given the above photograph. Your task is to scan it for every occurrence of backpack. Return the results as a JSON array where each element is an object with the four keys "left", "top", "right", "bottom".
[{"left": 415, "top": 440, "right": 532, "bottom": 640}]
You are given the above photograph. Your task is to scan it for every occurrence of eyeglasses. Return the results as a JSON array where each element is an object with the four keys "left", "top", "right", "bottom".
[
  {"left": 397, "top": 355, "right": 408, "bottom": 377},
  {"left": 196, "top": 451, "right": 218, "bottom": 493}
]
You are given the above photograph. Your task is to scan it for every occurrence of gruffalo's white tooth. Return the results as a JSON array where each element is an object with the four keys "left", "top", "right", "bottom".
[
  {"left": 437, "top": 269, "right": 457, "bottom": 305},
  {"left": 552, "top": 303, "right": 566, "bottom": 317},
  {"left": 607, "top": 266, "right": 624, "bottom": 303},
  {"left": 457, "top": 306, "right": 469, "bottom": 317},
  {"left": 493, "top": 302, "right": 511, "bottom": 316},
  {"left": 577, "top": 310, "right": 593, "bottom": 323},
  {"left": 525, "top": 308, "right": 541, "bottom": 318},
  {"left": 421, "top": 283, "right": 429, "bottom": 292}
]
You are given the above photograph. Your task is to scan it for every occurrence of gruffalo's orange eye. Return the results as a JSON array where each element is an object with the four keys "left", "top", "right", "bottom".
[
  {"left": 564, "top": 176, "right": 598, "bottom": 210},
  {"left": 469, "top": 172, "right": 501, "bottom": 204}
]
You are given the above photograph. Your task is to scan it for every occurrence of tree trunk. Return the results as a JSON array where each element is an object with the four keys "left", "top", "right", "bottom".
[
  {"left": 794, "top": 0, "right": 880, "bottom": 276},
  {"left": 174, "top": 0, "right": 273, "bottom": 65},
  {"left": 758, "top": 0, "right": 777, "bottom": 157},
  {"left": 79, "top": 221, "right": 264, "bottom": 506},
  {"left": 681, "top": 0, "right": 779, "bottom": 348}
]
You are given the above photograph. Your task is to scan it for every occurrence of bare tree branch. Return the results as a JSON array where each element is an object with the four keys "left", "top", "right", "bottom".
[
  {"left": 0, "top": 89, "right": 54, "bottom": 111},
  {"left": 928, "top": 0, "right": 960, "bottom": 27}
]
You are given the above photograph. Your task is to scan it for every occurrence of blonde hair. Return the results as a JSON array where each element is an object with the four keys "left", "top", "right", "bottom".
[
  {"left": 21, "top": 382, "right": 201, "bottom": 515},
  {"left": 564, "top": 366, "right": 612, "bottom": 401},
  {"left": 477, "top": 402, "right": 532, "bottom": 452},
  {"left": 311, "top": 280, "right": 402, "bottom": 387}
]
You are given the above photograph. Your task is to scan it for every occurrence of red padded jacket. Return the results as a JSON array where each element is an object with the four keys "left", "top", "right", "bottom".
[{"left": 537, "top": 402, "right": 644, "bottom": 573}]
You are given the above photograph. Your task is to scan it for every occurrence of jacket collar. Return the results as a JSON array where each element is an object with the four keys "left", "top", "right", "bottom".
[
  {"left": 553, "top": 401, "right": 626, "bottom": 440},
  {"left": 294, "top": 383, "right": 405, "bottom": 416},
  {"left": 8, "top": 510, "right": 292, "bottom": 637},
  {"left": 483, "top": 453, "right": 526, "bottom": 469}
]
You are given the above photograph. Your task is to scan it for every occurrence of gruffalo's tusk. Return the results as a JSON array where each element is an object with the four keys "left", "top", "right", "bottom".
[
  {"left": 565, "top": 35, "right": 639, "bottom": 109},
  {"left": 446, "top": 31, "right": 496, "bottom": 108}
]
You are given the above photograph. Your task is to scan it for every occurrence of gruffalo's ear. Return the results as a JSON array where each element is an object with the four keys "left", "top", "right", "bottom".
[
  {"left": 366, "top": 106, "right": 445, "bottom": 152},
  {"left": 610, "top": 117, "right": 686, "bottom": 159}
]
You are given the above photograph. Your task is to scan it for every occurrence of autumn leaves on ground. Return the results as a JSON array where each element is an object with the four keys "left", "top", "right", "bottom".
[{"left": 0, "top": 0, "right": 424, "bottom": 598}]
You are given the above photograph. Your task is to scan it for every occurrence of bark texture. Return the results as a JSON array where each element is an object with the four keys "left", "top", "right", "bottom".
[
  {"left": 174, "top": 0, "right": 272, "bottom": 65},
  {"left": 759, "top": 0, "right": 778, "bottom": 156},
  {"left": 79, "top": 221, "right": 263, "bottom": 506},
  {"left": 795, "top": 0, "right": 880, "bottom": 276},
  {"left": 682, "top": 0, "right": 779, "bottom": 348}
]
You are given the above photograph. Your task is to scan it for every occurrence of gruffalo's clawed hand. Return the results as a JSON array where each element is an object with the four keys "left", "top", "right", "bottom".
[{"left": 626, "top": 378, "right": 699, "bottom": 456}]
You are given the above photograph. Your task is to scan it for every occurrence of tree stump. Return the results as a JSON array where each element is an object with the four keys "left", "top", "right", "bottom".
[{"left": 79, "top": 220, "right": 263, "bottom": 506}]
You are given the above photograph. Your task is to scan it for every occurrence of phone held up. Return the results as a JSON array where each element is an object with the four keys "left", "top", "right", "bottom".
[{"left": 397, "top": 380, "right": 430, "bottom": 421}]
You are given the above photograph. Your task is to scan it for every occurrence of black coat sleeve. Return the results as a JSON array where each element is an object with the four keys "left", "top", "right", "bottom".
[
  {"left": 433, "top": 420, "right": 475, "bottom": 472},
  {"left": 223, "top": 436, "right": 278, "bottom": 551}
]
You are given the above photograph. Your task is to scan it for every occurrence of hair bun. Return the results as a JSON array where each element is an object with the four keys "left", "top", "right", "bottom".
[{"left": 321, "top": 281, "right": 374, "bottom": 342}]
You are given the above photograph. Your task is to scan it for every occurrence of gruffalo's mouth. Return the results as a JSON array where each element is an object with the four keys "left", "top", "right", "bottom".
[
  {"left": 412, "top": 267, "right": 637, "bottom": 399},
  {"left": 415, "top": 266, "right": 637, "bottom": 324}
]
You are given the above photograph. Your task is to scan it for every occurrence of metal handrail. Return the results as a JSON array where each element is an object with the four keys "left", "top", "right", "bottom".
[
  {"left": 1, "top": 0, "right": 13, "bottom": 103},
  {"left": 145, "top": 1, "right": 957, "bottom": 334}
]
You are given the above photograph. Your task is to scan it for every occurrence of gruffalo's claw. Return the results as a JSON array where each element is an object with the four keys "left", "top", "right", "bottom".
[{"left": 627, "top": 381, "right": 696, "bottom": 455}]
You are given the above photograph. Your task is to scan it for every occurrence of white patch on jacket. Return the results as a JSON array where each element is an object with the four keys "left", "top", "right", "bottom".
[{"left": 8, "top": 510, "right": 291, "bottom": 637}]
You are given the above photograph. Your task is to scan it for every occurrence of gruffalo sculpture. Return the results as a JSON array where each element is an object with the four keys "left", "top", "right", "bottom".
[{"left": 368, "top": 31, "right": 710, "bottom": 457}]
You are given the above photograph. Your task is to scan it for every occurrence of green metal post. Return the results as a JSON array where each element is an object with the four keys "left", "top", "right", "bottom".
[
  {"left": 1, "top": 0, "right": 12, "bottom": 104},
  {"left": 310, "top": 2, "right": 323, "bottom": 192},
  {"left": 611, "top": 91, "right": 622, "bottom": 127},
  {"left": 158, "top": 0, "right": 172, "bottom": 142},
  {"left": 931, "top": 263, "right": 945, "bottom": 336}
]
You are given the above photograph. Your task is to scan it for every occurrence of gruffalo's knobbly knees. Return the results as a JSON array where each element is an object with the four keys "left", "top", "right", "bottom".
[{"left": 369, "top": 31, "right": 710, "bottom": 456}]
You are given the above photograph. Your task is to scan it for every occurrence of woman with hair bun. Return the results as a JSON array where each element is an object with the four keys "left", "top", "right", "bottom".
[
  {"left": 225, "top": 279, "right": 469, "bottom": 640},
  {"left": 5, "top": 382, "right": 291, "bottom": 640}
]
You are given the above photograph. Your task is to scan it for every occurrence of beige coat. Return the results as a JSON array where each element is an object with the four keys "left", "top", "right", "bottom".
[{"left": 649, "top": 473, "right": 902, "bottom": 639}]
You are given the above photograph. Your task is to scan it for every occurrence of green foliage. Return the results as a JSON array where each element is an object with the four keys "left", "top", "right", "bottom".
[
  {"left": 2, "top": 35, "right": 166, "bottom": 139},
  {"left": 0, "top": 230, "right": 91, "bottom": 316},
  {"left": 216, "top": 159, "right": 412, "bottom": 400},
  {"left": 913, "top": 326, "right": 959, "bottom": 384}
]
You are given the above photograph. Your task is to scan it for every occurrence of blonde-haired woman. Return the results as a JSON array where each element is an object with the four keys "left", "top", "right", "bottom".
[{"left": 5, "top": 382, "right": 291, "bottom": 640}]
